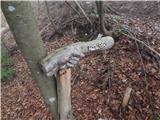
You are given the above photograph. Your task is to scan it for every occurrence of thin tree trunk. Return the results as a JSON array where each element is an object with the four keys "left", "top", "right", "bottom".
[
  {"left": 96, "top": 1, "right": 111, "bottom": 36},
  {"left": 1, "top": 1, "right": 59, "bottom": 119}
]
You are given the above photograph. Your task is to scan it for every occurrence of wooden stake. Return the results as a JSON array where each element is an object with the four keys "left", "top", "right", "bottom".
[
  {"left": 57, "top": 68, "right": 72, "bottom": 120},
  {"left": 122, "top": 87, "right": 132, "bottom": 108}
]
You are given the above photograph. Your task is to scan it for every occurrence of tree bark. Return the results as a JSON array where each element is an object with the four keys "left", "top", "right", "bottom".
[
  {"left": 1, "top": 1, "right": 59, "bottom": 119},
  {"left": 96, "top": 1, "right": 111, "bottom": 36}
]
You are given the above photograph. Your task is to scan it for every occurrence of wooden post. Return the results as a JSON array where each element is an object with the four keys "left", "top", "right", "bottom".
[
  {"left": 57, "top": 68, "right": 72, "bottom": 120},
  {"left": 40, "top": 34, "right": 115, "bottom": 120}
]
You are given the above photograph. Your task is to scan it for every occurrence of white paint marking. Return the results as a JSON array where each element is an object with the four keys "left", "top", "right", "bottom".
[
  {"left": 49, "top": 97, "right": 55, "bottom": 103},
  {"left": 8, "top": 5, "right": 15, "bottom": 12}
]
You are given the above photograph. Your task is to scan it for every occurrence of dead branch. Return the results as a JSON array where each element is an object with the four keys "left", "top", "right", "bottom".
[
  {"left": 122, "top": 33, "right": 160, "bottom": 58},
  {"left": 102, "top": 15, "right": 159, "bottom": 59},
  {"left": 130, "top": 31, "right": 156, "bottom": 119},
  {"left": 106, "top": 5, "right": 121, "bottom": 16},
  {"left": 74, "top": 0, "right": 92, "bottom": 25},
  {"left": 41, "top": 35, "right": 114, "bottom": 76},
  {"left": 65, "top": 1, "right": 81, "bottom": 17},
  {"left": 114, "top": 15, "right": 160, "bottom": 58},
  {"left": 122, "top": 86, "right": 132, "bottom": 108},
  {"left": 40, "top": 23, "right": 51, "bottom": 34},
  {"left": 132, "top": 93, "right": 144, "bottom": 119},
  {"left": 44, "top": 1, "right": 62, "bottom": 35},
  {"left": 41, "top": 34, "right": 114, "bottom": 119},
  {"left": 106, "top": 14, "right": 160, "bottom": 58},
  {"left": 116, "top": 20, "right": 157, "bottom": 119}
]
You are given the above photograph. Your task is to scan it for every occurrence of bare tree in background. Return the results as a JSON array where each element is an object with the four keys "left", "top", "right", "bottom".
[
  {"left": 96, "top": 1, "right": 112, "bottom": 36},
  {"left": 45, "top": 1, "right": 63, "bottom": 38}
]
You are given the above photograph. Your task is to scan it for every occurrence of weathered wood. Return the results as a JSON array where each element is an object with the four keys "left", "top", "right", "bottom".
[
  {"left": 40, "top": 35, "right": 114, "bottom": 119},
  {"left": 57, "top": 68, "right": 72, "bottom": 120},
  {"left": 40, "top": 34, "right": 114, "bottom": 119},
  {"left": 122, "top": 87, "right": 132, "bottom": 108},
  {"left": 1, "top": 2, "right": 59, "bottom": 119},
  {"left": 41, "top": 35, "right": 114, "bottom": 76}
]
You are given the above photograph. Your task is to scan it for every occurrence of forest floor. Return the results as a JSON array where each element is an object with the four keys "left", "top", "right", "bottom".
[{"left": 1, "top": 2, "right": 160, "bottom": 120}]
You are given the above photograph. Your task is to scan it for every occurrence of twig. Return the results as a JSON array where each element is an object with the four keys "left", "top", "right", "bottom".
[
  {"left": 132, "top": 93, "right": 144, "bottom": 119},
  {"left": 106, "top": 5, "right": 121, "bottom": 16},
  {"left": 104, "top": 15, "right": 160, "bottom": 58},
  {"left": 114, "top": 18, "right": 158, "bottom": 119},
  {"left": 122, "top": 33, "right": 160, "bottom": 58},
  {"left": 131, "top": 32, "right": 156, "bottom": 119},
  {"left": 44, "top": 1, "right": 60, "bottom": 34},
  {"left": 40, "top": 23, "right": 51, "bottom": 34},
  {"left": 74, "top": 0, "right": 92, "bottom": 25},
  {"left": 71, "top": 70, "right": 79, "bottom": 86},
  {"left": 65, "top": 1, "right": 81, "bottom": 17}
]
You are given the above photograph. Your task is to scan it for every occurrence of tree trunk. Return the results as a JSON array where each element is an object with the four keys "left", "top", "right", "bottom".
[
  {"left": 1, "top": 1, "right": 59, "bottom": 119},
  {"left": 96, "top": 1, "right": 111, "bottom": 36}
]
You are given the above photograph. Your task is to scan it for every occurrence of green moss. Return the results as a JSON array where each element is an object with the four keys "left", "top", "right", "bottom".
[
  {"left": 156, "top": 116, "right": 160, "bottom": 120},
  {"left": 1, "top": 46, "right": 15, "bottom": 81},
  {"left": 1, "top": 68, "right": 15, "bottom": 81},
  {"left": 1, "top": 50, "right": 12, "bottom": 65}
]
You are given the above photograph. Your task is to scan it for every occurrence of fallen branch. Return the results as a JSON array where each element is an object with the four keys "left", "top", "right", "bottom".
[
  {"left": 65, "top": 1, "right": 81, "bottom": 17},
  {"left": 41, "top": 34, "right": 114, "bottom": 119},
  {"left": 130, "top": 30, "right": 156, "bottom": 119},
  {"left": 110, "top": 15, "right": 160, "bottom": 58},
  {"left": 122, "top": 33, "right": 160, "bottom": 58},
  {"left": 122, "top": 86, "right": 132, "bottom": 108},
  {"left": 74, "top": 0, "right": 92, "bottom": 25},
  {"left": 132, "top": 93, "right": 144, "bottom": 119},
  {"left": 44, "top": 1, "right": 62, "bottom": 36},
  {"left": 41, "top": 35, "right": 114, "bottom": 76},
  {"left": 40, "top": 23, "right": 51, "bottom": 34},
  {"left": 106, "top": 5, "right": 121, "bottom": 16}
]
